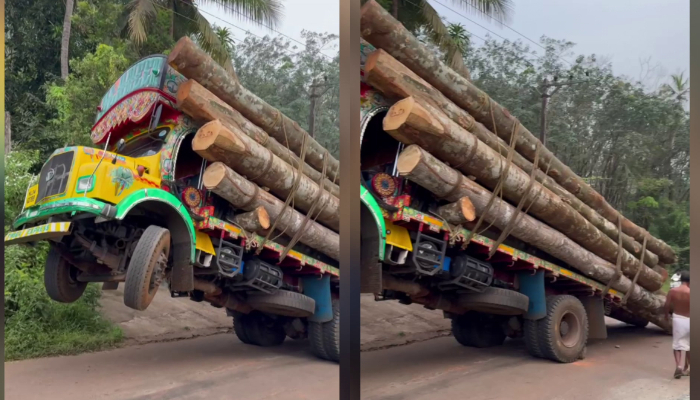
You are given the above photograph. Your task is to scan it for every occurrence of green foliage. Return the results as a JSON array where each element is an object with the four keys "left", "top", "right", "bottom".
[{"left": 4, "top": 151, "right": 123, "bottom": 361}]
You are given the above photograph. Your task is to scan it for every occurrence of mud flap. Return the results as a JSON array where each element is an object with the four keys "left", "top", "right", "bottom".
[
  {"left": 169, "top": 242, "right": 194, "bottom": 291},
  {"left": 580, "top": 296, "right": 608, "bottom": 339},
  {"left": 302, "top": 275, "right": 333, "bottom": 323},
  {"left": 518, "top": 270, "right": 546, "bottom": 320}
]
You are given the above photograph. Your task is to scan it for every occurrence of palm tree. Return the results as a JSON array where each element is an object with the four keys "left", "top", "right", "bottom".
[
  {"left": 126, "top": 0, "right": 282, "bottom": 73},
  {"left": 61, "top": 0, "right": 76, "bottom": 79},
  {"left": 661, "top": 72, "right": 690, "bottom": 103},
  {"left": 381, "top": 0, "right": 512, "bottom": 80}
]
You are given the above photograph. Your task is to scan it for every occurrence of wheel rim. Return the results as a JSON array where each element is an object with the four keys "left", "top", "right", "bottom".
[
  {"left": 559, "top": 311, "right": 582, "bottom": 348},
  {"left": 149, "top": 251, "right": 168, "bottom": 294}
]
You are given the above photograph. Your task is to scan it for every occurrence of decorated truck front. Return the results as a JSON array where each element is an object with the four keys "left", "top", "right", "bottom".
[{"left": 5, "top": 54, "right": 340, "bottom": 362}]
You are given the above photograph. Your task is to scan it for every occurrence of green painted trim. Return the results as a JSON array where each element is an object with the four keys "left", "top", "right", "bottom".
[
  {"left": 115, "top": 189, "right": 196, "bottom": 262},
  {"left": 75, "top": 175, "right": 96, "bottom": 194},
  {"left": 13, "top": 198, "right": 107, "bottom": 229},
  {"left": 360, "top": 185, "right": 386, "bottom": 259}
]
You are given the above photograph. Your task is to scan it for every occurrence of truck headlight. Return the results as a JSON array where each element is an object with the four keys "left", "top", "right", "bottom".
[{"left": 76, "top": 176, "right": 94, "bottom": 193}]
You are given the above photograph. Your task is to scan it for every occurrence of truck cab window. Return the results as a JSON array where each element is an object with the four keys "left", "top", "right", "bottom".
[{"left": 120, "top": 128, "right": 170, "bottom": 158}]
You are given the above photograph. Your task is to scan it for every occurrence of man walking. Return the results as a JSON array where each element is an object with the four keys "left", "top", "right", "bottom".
[{"left": 664, "top": 270, "right": 690, "bottom": 379}]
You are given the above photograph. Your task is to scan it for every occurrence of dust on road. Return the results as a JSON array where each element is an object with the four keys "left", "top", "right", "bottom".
[
  {"left": 6, "top": 333, "right": 338, "bottom": 400},
  {"left": 361, "top": 321, "right": 690, "bottom": 400}
]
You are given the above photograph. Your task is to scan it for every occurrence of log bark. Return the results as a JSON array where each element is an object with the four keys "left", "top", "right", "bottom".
[
  {"left": 396, "top": 145, "right": 670, "bottom": 331},
  {"left": 193, "top": 120, "right": 340, "bottom": 231},
  {"left": 177, "top": 80, "right": 340, "bottom": 197},
  {"left": 386, "top": 98, "right": 663, "bottom": 292},
  {"left": 231, "top": 206, "right": 270, "bottom": 234},
  {"left": 203, "top": 162, "right": 339, "bottom": 261},
  {"left": 360, "top": 0, "right": 675, "bottom": 264},
  {"left": 365, "top": 49, "right": 658, "bottom": 267},
  {"left": 168, "top": 37, "right": 340, "bottom": 183},
  {"left": 436, "top": 197, "right": 476, "bottom": 225}
]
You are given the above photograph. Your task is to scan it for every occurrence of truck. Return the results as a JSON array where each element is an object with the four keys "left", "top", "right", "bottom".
[
  {"left": 359, "top": 33, "right": 667, "bottom": 364},
  {"left": 4, "top": 54, "right": 339, "bottom": 362}
]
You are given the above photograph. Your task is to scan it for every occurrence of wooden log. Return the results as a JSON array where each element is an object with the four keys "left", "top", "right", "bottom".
[
  {"left": 385, "top": 98, "right": 664, "bottom": 292},
  {"left": 231, "top": 206, "right": 270, "bottom": 234},
  {"left": 177, "top": 80, "right": 340, "bottom": 198},
  {"left": 203, "top": 162, "right": 339, "bottom": 261},
  {"left": 436, "top": 197, "right": 476, "bottom": 225},
  {"left": 168, "top": 37, "right": 340, "bottom": 184},
  {"left": 360, "top": 0, "right": 675, "bottom": 264},
  {"left": 396, "top": 145, "right": 670, "bottom": 331},
  {"left": 193, "top": 120, "right": 340, "bottom": 231},
  {"left": 364, "top": 49, "right": 659, "bottom": 268}
]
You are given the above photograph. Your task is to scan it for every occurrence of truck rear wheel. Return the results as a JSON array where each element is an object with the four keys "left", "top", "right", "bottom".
[
  {"left": 452, "top": 312, "right": 507, "bottom": 348},
  {"left": 124, "top": 226, "right": 170, "bottom": 311},
  {"left": 243, "top": 311, "right": 286, "bottom": 347},
  {"left": 524, "top": 319, "right": 544, "bottom": 358},
  {"left": 309, "top": 297, "right": 340, "bottom": 362},
  {"left": 456, "top": 287, "right": 529, "bottom": 316},
  {"left": 537, "top": 295, "right": 589, "bottom": 363},
  {"left": 44, "top": 246, "right": 87, "bottom": 303},
  {"left": 233, "top": 313, "right": 255, "bottom": 345}
]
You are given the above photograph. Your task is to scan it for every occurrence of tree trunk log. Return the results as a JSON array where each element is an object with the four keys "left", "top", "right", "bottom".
[
  {"left": 168, "top": 37, "right": 340, "bottom": 183},
  {"left": 203, "top": 162, "right": 339, "bottom": 261},
  {"left": 436, "top": 197, "right": 476, "bottom": 225},
  {"left": 231, "top": 206, "right": 270, "bottom": 234},
  {"left": 365, "top": 49, "right": 658, "bottom": 267},
  {"left": 360, "top": 0, "right": 675, "bottom": 264},
  {"left": 193, "top": 120, "right": 340, "bottom": 231},
  {"left": 396, "top": 145, "right": 669, "bottom": 331},
  {"left": 386, "top": 98, "right": 663, "bottom": 292},
  {"left": 177, "top": 80, "right": 340, "bottom": 197}
]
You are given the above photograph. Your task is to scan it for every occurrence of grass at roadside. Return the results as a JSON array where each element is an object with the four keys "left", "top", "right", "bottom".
[{"left": 5, "top": 245, "right": 123, "bottom": 361}]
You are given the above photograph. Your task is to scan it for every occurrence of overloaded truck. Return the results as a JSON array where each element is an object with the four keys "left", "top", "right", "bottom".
[
  {"left": 359, "top": 0, "right": 672, "bottom": 363},
  {"left": 5, "top": 38, "right": 340, "bottom": 361}
]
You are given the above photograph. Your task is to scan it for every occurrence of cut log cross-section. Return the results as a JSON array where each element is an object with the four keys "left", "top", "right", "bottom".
[
  {"left": 177, "top": 79, "right": 339, "bottom": 198},
  {"left": 168, "top": 37, "right": 340, "bottom": 184},
  {"left": 360, "top": 0, "right": 675, "bottom": 264},
  {"left": 385, "top": 98, "right": 664, "bottom": 292},
  {"left": 364, "top": 49, "right": 658, "bottom": 268},
  {"left": 232, "top": 207, "right": 271, "bottom": 234},
  {"left": 396, "top": 145, "right": 670, "bottom": 331},
  {"left": 436, "top": 197, "right": 476, "bottom": 225},
  {"left": 203, "top": 162, "right": 339, "bottom": 261},
  {"left": 193, "top": 120, "right": 340, "bottom": 232}
]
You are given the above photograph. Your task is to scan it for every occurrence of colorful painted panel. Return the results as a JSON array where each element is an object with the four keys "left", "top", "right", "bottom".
[
  {"left": 91, "top": 91, "right": 174, "bottom": 144},
  {"left": 163, "top": 65, "right": 188, "bottom": 98},
  {"left": 160, "top": 114, "right": 197, "bottom": 182},
  {"left": 96, "top": 56, "right": 166, "bottom": 122}
]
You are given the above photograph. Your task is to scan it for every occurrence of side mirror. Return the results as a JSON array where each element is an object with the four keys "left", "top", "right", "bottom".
[{"left": 112, "top": 139, "right": 126, "bottom": 164}]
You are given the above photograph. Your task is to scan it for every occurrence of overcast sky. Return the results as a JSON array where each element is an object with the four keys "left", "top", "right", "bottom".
[{"left": 200, "top": 0, "right": 688, "bottom": 88}]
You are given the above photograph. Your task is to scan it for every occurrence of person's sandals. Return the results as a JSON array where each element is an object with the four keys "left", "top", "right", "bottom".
[
  {"left": 674, "top": 368, "right": 683, "bottom": 379},
  {"left": 682, "top": 368, "right": 690, "bottom": 377}
]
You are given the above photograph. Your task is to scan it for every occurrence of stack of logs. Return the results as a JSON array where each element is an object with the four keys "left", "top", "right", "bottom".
[
  {"left": 167, "top": 37, "right": 340, "bottom": 262},
  {"left": 360, "top": 0, "right": 674, "bottom": 331}
]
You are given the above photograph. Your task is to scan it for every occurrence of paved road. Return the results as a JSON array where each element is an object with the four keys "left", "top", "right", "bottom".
[
  {"left": 6, "top": 334, "right": 338, "bottom": 400},
  {"left": 361, "top": 321, "right": 690, "bottom": 400}
]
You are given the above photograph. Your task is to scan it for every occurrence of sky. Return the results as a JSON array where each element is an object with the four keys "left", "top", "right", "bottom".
[{"left": 200, "top": 0, "right": 689, "bottom": 89}]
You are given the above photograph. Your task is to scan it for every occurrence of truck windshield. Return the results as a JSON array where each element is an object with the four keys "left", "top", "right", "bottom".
[{"left": 121, "top": 128, "right": 170, "bottom": 158}]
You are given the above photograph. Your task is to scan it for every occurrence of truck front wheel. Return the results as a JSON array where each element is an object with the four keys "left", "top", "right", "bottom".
[
  {"left": 124, "top": 226, "right": 170, "bottom": 311},
  {"left": 44, "top": 246, "right": 87, "bottom": 303},
  {"left": 537, "top": 295, "right": 589, "bottom": 363}
]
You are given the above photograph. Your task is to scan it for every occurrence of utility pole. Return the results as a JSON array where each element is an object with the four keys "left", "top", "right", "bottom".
[
  {"left": 539, "top": 75, "right": 588, "bottom": 147},
  {"left": 307, "top": 73, "right": 332, "bottom": 138}
]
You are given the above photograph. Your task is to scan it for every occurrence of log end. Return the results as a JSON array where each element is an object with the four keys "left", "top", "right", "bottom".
[
  {"left": 256, "top": 206, "right": 271, "bottom": 230},
  {"left": 384, "top": 97, "right": 444, "bottom": 136},
  {"left": 364, "top": 49, "right": 384, "bottom": 74},
  {"left": 202, "top": 162, "right": 228, "bottom": 189},
  {"left": 176, "top": 79, "right": 195, "bottom": 104},
  {"left": 193, "top": 120, "right": 246, "bottom": 154},
  {"left": 459, "top": 197, "right": 476, "bottom": 222},
  {"left": 396, "top": 145, "right": 422, "bottom": 176},
  {"left": 168, "top": 36, "right": 196, "bottom": 66}
]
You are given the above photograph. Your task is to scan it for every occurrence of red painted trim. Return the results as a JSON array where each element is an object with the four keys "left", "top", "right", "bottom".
[{"left": 91, "top": 87, "right": 178, "bottom": 131}]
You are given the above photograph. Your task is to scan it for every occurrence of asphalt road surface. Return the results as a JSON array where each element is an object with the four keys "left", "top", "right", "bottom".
[
  {"left": 361, "top": 320, "right": 690, "bottom": 400},
  {"left": 6, "top": 334, "right": 338, "bottom": 400}
]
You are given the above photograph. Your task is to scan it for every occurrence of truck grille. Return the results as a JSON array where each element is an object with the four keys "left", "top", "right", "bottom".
[{"left": 37, "top": 151, "right": 74, "bottom": 203}]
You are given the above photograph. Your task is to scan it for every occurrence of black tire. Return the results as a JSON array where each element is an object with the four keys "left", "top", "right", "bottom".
[
  {"left": 537, "top": 295, "right": 589, "bottom": 363},
  {"left": 309, "top": 297, "right": 340, "bottom": 362},
  {"left": 457, "top": 287, "right": 530, "bottom": 316},
  {"left": 247, "top": 290, "right": 316, "bottom": 318},
  {"left": 451, "top": 312, "right": 507, "bottom": 348},
  {"left": 524, "top": 319, "right": 544, "bottom": 358},
  {"left": 44, "top": 246, "right": 87, "bottom": 303},
  {"left": 233, "top": 313, "right": 254, "bottom": 345},
  {"left": 245, "top": 311, "right": 286, "bottom": 347},
  {"left": 124, "top": 226, "right": 170, "bottom": 311}
]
